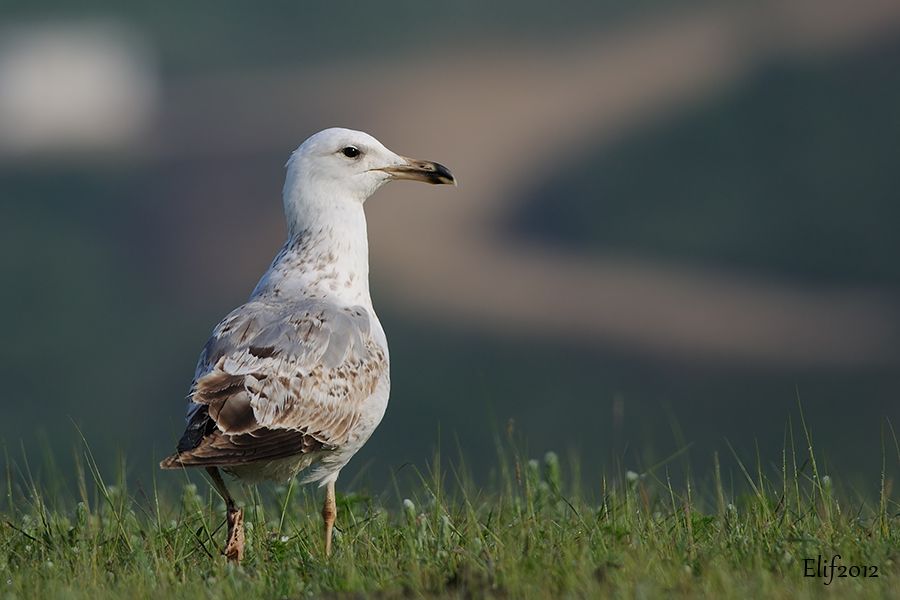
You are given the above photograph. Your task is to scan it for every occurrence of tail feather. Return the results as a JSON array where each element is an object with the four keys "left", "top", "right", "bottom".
[{"left": 159, "top": 454, "right": 186, "bottom": 469}]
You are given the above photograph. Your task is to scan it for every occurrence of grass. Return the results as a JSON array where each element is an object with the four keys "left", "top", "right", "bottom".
[{"left": 1, "top": 421, "right": 899, "bottom": 599}]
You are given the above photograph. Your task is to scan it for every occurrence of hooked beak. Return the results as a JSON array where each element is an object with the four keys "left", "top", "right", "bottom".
[{"left": 380, "top": 157, "right": 457, "bottom": 186}]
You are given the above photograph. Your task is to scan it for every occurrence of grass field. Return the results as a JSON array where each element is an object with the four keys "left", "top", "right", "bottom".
[{"left": 2, "top": 421, "right": 898, "bottom": 599}]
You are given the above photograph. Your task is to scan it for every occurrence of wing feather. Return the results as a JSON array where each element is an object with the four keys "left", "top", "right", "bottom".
[{"left": 161, "top": 298, "right": 386, "bottom": 470}]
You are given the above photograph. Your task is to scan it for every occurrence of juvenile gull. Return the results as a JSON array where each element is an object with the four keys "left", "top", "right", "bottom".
[{"left": 161, "top": 128, "right": 455, "bottom": 561}]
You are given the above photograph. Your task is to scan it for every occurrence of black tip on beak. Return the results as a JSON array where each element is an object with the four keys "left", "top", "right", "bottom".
[
  {"left": 383, "top": 159, "right": 457, "bottom": 186},
  {"left": 424, "top": 161, "right": 456, "bottom": 186}
]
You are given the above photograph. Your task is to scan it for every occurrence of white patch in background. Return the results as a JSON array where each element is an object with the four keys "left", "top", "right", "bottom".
[{"left": 0, "top": 20, "right": 158, "bottom": 158}]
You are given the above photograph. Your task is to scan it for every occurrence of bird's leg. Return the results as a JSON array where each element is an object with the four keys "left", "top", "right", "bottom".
[
  {"left": 322, "top": 480, "right": 337, "bottom": 557},
  {"left": 206, "top": 467, "right": 244, "bottom": 563}
]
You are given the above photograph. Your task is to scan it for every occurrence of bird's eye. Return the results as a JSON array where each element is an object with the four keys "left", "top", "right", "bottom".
[{"left": 341, "top": 146, "right": 361, "bottom": 158}]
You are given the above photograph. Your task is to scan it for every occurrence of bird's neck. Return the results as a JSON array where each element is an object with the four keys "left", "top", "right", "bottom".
[{"left": 252, "top": 202, "right": 372, "bottom": 308}]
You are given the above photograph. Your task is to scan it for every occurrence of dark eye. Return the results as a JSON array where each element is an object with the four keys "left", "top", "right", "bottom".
[{"left": 341, "top": 146, "right": 360, "bottom": 158}]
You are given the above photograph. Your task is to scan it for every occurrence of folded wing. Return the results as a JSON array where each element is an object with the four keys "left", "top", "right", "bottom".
[{"left": 160, "top": 298, "right": 387, "bottom": 469}]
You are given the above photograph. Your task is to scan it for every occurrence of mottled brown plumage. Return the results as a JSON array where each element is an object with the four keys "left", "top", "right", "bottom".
[{"left": 160, "top": 299, "right": 388, "bottom": 479}]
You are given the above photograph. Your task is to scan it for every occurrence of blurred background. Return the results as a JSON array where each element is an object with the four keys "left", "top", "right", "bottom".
[{"left": 2, "top": 0, "right": 899, "bottom": 493}]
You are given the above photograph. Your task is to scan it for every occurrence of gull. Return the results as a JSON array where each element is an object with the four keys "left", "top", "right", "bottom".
[{"left": 160, "top": 128, "right": 455, "bottom": 561}]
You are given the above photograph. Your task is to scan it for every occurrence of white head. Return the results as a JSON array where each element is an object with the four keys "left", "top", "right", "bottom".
[{"left": 282, "top": 128, "right": 455, "bottom": 235}]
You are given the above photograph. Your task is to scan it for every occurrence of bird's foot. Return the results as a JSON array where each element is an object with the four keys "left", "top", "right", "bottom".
[{"left": 224, "top": 507, "right": 245, "bottom": 563}]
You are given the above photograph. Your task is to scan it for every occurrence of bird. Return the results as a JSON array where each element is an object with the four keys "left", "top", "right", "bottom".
[{"left": 160, "top": 127, "right": 456, "bottom": 561}]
